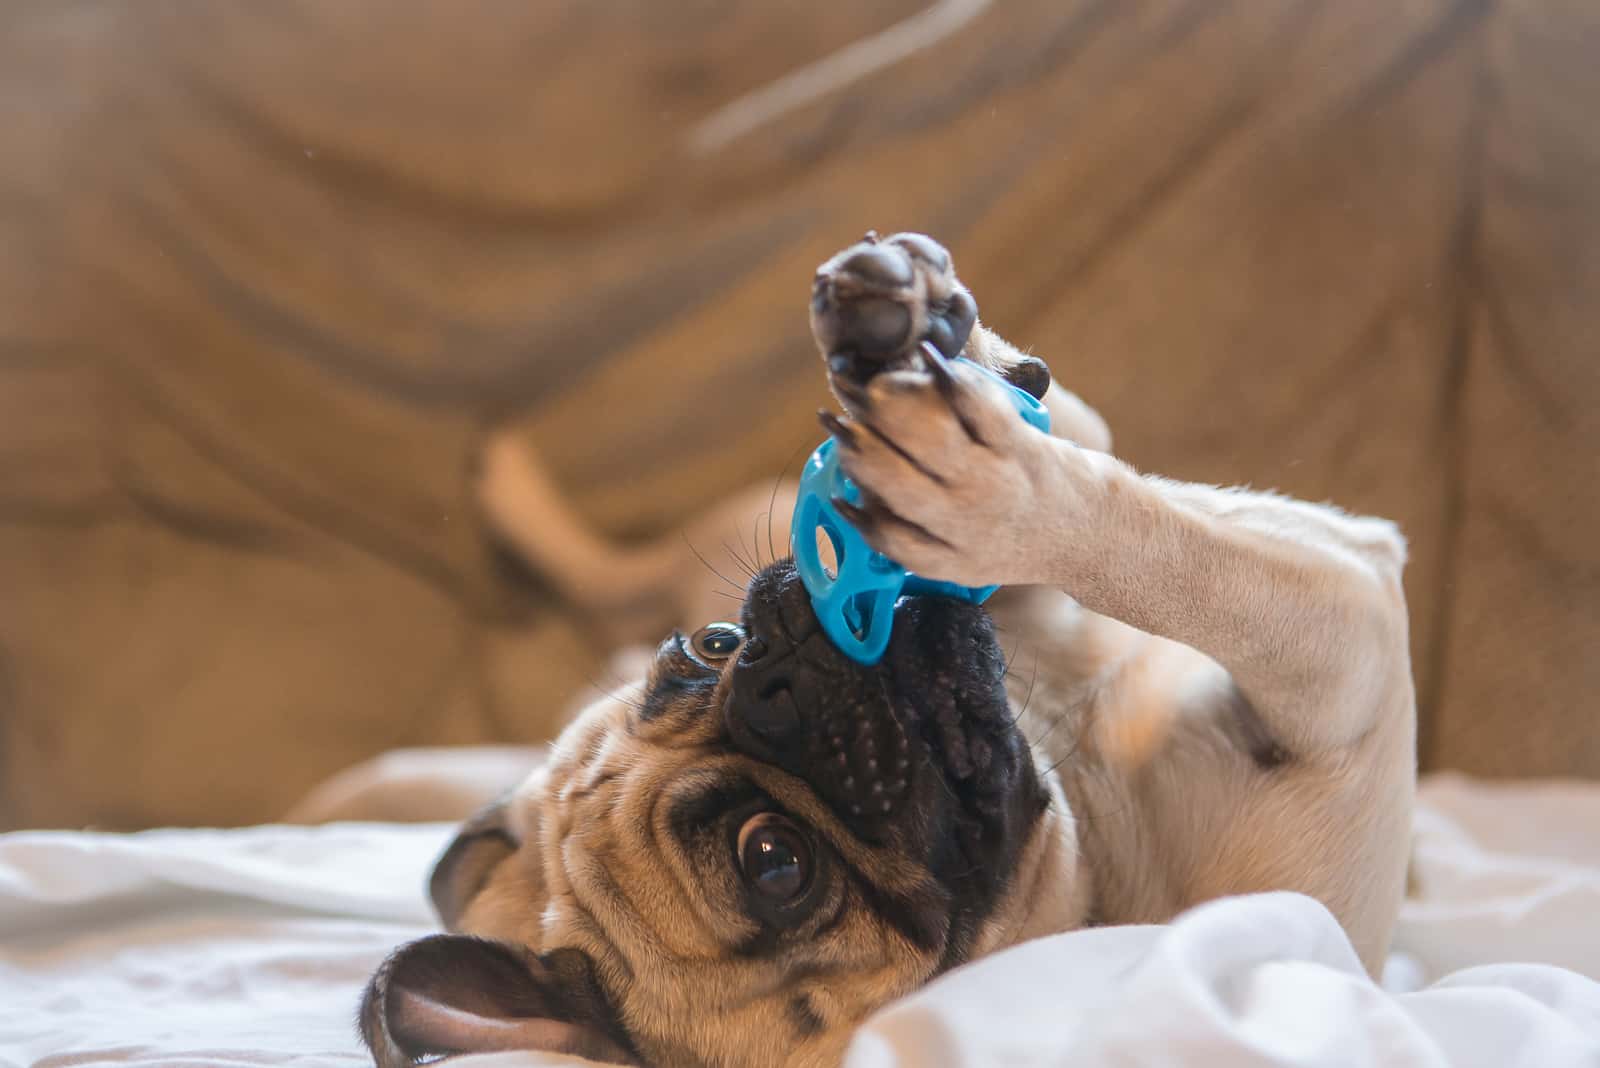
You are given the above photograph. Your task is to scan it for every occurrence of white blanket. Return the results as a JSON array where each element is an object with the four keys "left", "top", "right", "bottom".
[{"left": 3, "top": 775, "right": 1598, "bottom": 1067}]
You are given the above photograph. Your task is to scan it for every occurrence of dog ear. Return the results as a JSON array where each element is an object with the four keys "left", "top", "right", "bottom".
[
  {"left": 360, "top": 935, "right": 639, "bottom": 1067},
  {"left": 428, "top": 793, "right": 523, "bottom": 930}
]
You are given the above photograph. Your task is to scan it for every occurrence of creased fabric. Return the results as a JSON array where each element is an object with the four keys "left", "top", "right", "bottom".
[{"left": 3, "top": 778, "right": 1599, "bottom": 1067}]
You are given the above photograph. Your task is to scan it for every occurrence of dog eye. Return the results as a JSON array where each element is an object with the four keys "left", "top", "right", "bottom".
[
  {"left": 690, "top": 623, "right": 745, "bottom": 663},
  {"left": 736, "top": 814, "right": 811, "bottom": 903}
]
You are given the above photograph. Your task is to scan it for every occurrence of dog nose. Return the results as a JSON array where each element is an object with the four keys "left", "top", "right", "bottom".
[
  {"left": 726, "top": 654, "right": 803, "bottom": 747},
  {"left": 725, "top": 569, "right": 820, "bottom": 750}
]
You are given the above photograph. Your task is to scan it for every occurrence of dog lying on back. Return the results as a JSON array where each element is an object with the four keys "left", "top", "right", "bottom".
[{"left": 360, "top": 232, "right": 1415, "bottom": 1067}]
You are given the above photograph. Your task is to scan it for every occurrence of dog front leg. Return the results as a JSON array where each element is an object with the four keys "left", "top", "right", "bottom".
[
  {"left": 1058, "top": 467, "right": 1411, "bottom": 753},
  {"left": 826, "top": 356, "right": 1411, "bottom": 756},
  {"left": 963, "top": 324, "right": 1114, "bottom": 455}
]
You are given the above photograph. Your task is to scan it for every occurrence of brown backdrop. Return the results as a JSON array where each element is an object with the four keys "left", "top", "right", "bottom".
[{"left": 2, "top": 1, "right": 1595, "bottom": 829}]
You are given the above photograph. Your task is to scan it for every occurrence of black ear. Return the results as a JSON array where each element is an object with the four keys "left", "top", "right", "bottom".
[
  {"left": 360, "top": 935, "right": 640, "bottom": 1067},
  {"left": 1000, "top": 355, "right": 1052, "bottom": 401},
  {"left": 429, "top": 796, "right": 519, "bottom": 930}
]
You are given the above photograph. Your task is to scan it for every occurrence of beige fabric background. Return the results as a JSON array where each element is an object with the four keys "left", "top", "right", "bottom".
[{"left": 1, "top": 1, "right": 1595, "bottom": 829}]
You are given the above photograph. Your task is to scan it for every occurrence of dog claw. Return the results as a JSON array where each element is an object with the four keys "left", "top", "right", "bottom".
[
  {"left": 833, "top": 375, "right": 874, "bottom": 414},
  {"left": 921, "top": 341, "right": 988, "bottom": 446},
  {"left": 818, "top": 409, "right": 859, "bottom": 451},
  {"left": 854, "top": 418, "right": 948, "bottom": 487},
  {"left": 831, "top": 496, "right": 876, "bottom": 534},
  {"left": 832, "top": 492, "right": 956, "bottom": 552}
]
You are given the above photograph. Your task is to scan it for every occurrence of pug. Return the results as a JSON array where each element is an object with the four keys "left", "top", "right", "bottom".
[{"left": 360, "top": 233, "right": 1415, "bottom": 1068}]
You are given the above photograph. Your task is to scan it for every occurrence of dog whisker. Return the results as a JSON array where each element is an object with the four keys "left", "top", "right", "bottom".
[
  {"left": 735, "top": 521, "right": 761, "bottom": 576},
  {"left": 752, "top": 512, "right": 771, "bottom": 570},
  {"left": 585, "top": 671, "right": 649, "bottom": 716},
  {"left": 766, "top": 439, "right": 811, "bottom": 567},
  {"left": 1059, "top": 784, "right": 1133, "bottom": 830},
  {"left": 1010, "top": 649, "right": 1040, "bottom": 728},
  {"left": 721, "top": 539, "right": 759, "bottom": 582},
  {"left": 1029, "top": 707, "right": 1068, "bottom": 750},
  {"left": 734, "top": 525, "right": 763, "bottom": 578},
  {"left": 682, "top": 533, "right": 748, "bottom": 595},
  {"left": 751, "top": 511, "right": 775, "bottom": 572}
]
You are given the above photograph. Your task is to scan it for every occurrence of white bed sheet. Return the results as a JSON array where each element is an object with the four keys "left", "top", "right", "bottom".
[{"left": 2, "top": 775, "right": 1598, "bottom": 1068}]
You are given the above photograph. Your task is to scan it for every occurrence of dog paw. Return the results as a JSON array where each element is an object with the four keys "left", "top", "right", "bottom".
[
  {"left": 810, "top": 231, "right": 977, "bottom": 384},
  {"left": 822, "top": 345, "right": 1077, "bottom": 589}
]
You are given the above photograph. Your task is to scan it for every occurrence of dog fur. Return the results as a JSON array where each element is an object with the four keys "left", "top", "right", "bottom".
[{"left": 360, "top": 233, "right": 1415, "bottom": 1068}]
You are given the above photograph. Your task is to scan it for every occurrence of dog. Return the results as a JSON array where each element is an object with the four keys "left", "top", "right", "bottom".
[{"left": 359, "top": 232, "right": 1416, "bottom": 1068}]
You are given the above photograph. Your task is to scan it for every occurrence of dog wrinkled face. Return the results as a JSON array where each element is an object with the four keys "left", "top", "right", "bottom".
[{"left": 361, "top": 561, "right": 1078, "bottom": 1068}]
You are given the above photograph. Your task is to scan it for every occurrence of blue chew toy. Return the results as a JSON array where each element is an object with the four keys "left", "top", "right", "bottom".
[{"left": 791, "top": 358, "right": 1052, "bottom": 665}]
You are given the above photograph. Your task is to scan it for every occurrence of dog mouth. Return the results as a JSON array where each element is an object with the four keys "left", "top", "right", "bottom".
[
  {"left": 884, "top": 596, "right": 1014, "bottom": 786},
  {"left": 804, "top": 596, "right": 1013, "bottom": 837},
  {"left": 726, "top": 563, "right": 1027, "bottom": 847}
]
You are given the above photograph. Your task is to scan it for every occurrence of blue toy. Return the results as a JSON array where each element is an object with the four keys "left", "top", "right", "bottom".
[{"left": 790, "top": 355, "right": 1052, "bottom": 665}]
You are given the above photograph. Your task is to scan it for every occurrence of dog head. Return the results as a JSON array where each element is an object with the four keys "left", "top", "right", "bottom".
[{"left": 361, "top": 561, "right": 1084, "bottom": 1067}]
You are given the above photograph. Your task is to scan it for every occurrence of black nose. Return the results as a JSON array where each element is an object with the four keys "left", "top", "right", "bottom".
[{"left": 724, "top": 566, "right": 820, "bottom": 754}]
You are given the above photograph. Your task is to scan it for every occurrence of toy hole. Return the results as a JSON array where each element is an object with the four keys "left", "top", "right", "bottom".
[
  {"left": 846, "top": 592, "right": 876, "bottom": 640},
  {"left": 815, "top": 522, "right": 842, "bottom": 580}
]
